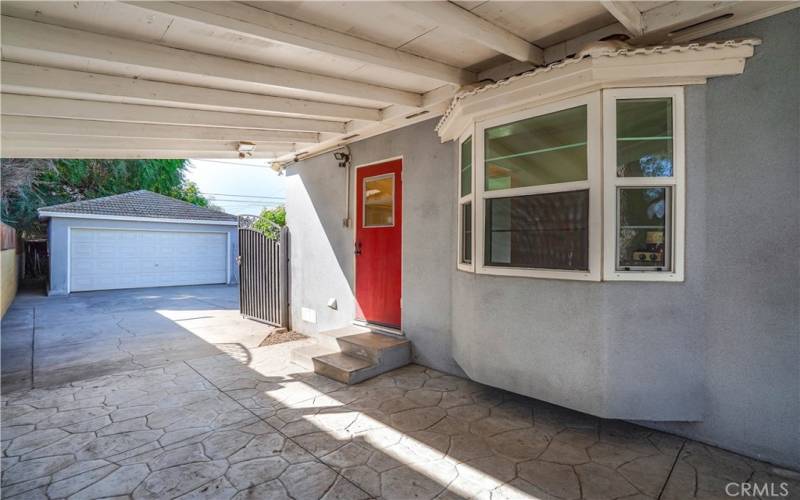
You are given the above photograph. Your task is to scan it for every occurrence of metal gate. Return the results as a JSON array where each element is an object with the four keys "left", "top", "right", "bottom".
[{"left": 238, "top": 215, "right": 289, "bottom": 328}]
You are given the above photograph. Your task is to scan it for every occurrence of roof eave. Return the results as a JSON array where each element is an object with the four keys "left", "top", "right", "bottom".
[
  {"left": 36, "top": 211, "right": 238, "bottom": 226},
  {"left": 436, "top": 38, "right": 761, "bottom": 142}
]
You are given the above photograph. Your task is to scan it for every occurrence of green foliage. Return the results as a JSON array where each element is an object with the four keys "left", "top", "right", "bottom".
[
  {"left": 253, "top": 205, "right": 286, "bottom": 239},
  {"left": 1, "top": 159, "right": 211, "bottom": 238}
]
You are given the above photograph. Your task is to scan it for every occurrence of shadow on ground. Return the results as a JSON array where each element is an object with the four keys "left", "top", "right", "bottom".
[{"left": 1, "top": 285, "right": 798, "bottom": 499}]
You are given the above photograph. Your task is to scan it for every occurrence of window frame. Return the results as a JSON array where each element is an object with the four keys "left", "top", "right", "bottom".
[
  {"left": 457, "top": 130, "right": 475, "bottom": 272},
  {"left": 362, "top": 172, "right": 396, "bottom": 228},
  {"left": 474, "top": 92, "right": 602, "bottom": 281},
  {"left": 602, "top": 87, "right": 685, "bottom": 282}
]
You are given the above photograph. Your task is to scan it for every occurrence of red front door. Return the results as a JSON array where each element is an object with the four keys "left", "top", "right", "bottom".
[{"left": 355, "top": 159, "right": 402, "bottom": 328}]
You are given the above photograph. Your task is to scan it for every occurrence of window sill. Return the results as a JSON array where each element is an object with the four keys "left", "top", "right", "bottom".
[
  {"left": 477, "top": 265, "right": 600, "bottom": 282},
  {"left": 604, "top": 271, "right": 684, "bottom": 282}
]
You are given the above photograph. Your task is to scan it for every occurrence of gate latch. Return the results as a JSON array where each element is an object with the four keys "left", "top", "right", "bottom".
[{"left": 236, "top": 255, "right": 242, "bottom": 266}]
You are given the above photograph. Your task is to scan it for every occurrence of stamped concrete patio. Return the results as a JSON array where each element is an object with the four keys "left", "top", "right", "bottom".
[{"left": 2, "top": 286, "right": 798, "bottom": 499}]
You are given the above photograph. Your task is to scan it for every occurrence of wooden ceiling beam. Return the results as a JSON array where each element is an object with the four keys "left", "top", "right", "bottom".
[
  {"left": 401, "top": 1, "right": 544, "bottom": 65},
  {"left": 0, "top": 148, "right": 286, "bottom": 159},
  {"left": 1, "top": 63, "right": 381, "bottom": 122},
  {"left": 125, "top": 1, "right": 475, "bottom": 85},
  {"left": 601, "top": 1, "right": 645, "bottom": 37},
  {"left": 1, "top": 116, "right": 321, "bottom": 144},
  {"left": 1, "top": 135, "right": 297, "bottom": 154},
  {"left": 1, "top": 16, "right": 422, "bottom": 107},
  {"left": 0, "top": 95, "right": 347, "bottom": 134}
]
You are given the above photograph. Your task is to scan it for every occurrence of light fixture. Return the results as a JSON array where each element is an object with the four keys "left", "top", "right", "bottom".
[
  {"left": 237, "top": 141, "right": 256, "bottom": 159},
  {"left": 333, "top": 151, "right": 350, "bottom": 168}
]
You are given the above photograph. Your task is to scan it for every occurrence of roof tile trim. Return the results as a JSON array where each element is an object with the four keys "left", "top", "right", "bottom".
[
  {"left": 38, "top": 190, "right": 237, "bottom": 222},
  {"left": 435, "top": 38, "right": 762, "bottom": 134}
]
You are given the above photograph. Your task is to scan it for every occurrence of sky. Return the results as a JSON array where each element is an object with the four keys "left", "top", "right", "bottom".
[{"left": 186, "top": 159, "right": 286, "bottom": 216}]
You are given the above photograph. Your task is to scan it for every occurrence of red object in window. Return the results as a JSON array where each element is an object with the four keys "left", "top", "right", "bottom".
[{"left": 355, "top": 159, "right": 402, "bottom": 328}]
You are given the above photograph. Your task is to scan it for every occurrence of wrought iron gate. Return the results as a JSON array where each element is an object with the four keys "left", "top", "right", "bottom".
[{"left": 238, "top": 215, "right": 289, "bottom": 328}]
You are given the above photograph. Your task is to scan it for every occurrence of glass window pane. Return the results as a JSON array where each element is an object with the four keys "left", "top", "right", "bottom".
[
  {"left": 485, "top": 105, "right": 587, "bottom": 191},
  {"left": 617, "top": 187, "right": 670, "bottom": 270},
  {"left": 461, "top": 137, "right": 472, "bottom": 197},
  {"left": 485, "top": 190, "right": 589, "bottom": 270},
  {"left": 363, "top": 175, "right": 394, "bottom": 227},
  {"left": 616, "top": 98, "right": 673, "bottom": 177},
  {"left": 461, "top": 202, "right": 472, "bottom": 264}
]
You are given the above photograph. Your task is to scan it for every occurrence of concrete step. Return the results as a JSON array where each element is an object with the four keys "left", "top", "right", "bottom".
[
  {"left": 338, "top": 332, "right": 410, "bottom": 366},
  {"left": 289, "top": 326, "right": 412, "bottom": 385},
  {"left": 312, "top": 352, "right": 375, "bottom": 385},
  {"left": 317, "top": 325, "right": 371, "bottom": 350},
  {"left": 289, "top": 344, "right": 338, "bottom": 370}
]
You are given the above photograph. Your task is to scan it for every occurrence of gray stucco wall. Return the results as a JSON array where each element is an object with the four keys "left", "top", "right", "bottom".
[
  {"left": 47, "top": 217, "right": 239, "bottom": 295},
  {"left": 286, "top": 118, "right": 462, "bottom": 375},
  {"left": 646, "top": 11, "right": 799, "bottom": 467},
  {"left": 286, "top": 11, "right": 799, "bottom": 468}
]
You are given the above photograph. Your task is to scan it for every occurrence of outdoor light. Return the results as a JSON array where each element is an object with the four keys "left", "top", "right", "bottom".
[
  {"left": 333, "top": 151, "right": 350, "bottom": 168},
  {"left": 237, "top": 141, "right": 256, "bottom": 159}
]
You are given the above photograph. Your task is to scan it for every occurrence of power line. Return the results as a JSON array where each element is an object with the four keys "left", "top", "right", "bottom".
[
  {"left": 208, "top": 199, "right": 283, "bottom": 205},
  {"left": 201, "top": 192, "right": 285, "bottom": 200}
]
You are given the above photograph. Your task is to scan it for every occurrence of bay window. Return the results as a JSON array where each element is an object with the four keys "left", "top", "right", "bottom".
[
  {"left": 475, "top": 93, "right": 602, "bottom": 280},
  {"left": 457, "top": 134, "right": 474, "bottom": 271},
  {"left": 457, "top": 88, "right": 684, "bottom": 282},
  {"left": 603, "top": 88, "right": 685, "bottom": 281}
]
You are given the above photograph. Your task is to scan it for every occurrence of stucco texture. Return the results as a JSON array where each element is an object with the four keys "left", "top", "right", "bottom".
[
  {"left": 285, "top": 11, "right": 799, "bottom": 468},
  {"left": 286, "top": 119, "right": 461, "bottom": 376}
]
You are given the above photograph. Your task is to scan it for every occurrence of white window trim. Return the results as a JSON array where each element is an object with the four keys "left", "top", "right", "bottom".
[
  {"left": 457, "top": 130, "right": 475, "bottom": 272},
  {"left": 602, "top": 87, "right": 685, "bottom": 282},
  {"left": 474, "top": 92, "right": 602, "bottom": 281}
]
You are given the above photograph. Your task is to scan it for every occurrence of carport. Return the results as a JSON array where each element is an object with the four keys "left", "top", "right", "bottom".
[
  {"left": 38, "top": 190, "right": 238, "bottom": 295},
  {"left": 0, "top": 1, "right": 790, "bottom": 160}
]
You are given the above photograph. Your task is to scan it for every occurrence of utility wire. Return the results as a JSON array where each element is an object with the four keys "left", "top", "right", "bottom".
[{"left": 201, "top": 192, "right": 285, "bottom": 200}]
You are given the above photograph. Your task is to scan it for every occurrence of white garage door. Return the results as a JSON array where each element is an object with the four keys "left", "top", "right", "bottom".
[{"left": 70, "top": 228, "right": 228, "bottom": 292}]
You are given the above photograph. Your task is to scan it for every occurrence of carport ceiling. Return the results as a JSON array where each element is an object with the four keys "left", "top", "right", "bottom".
[{"left": 0, "top": 1, "right": 796, "bottom": 161}]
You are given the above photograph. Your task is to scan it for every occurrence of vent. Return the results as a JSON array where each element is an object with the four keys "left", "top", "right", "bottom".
[
  {"left": 340, "top": 134, "right": 360, "bottom": 141},
  {"left": 405, "top": 110, "right": 431, "bottom": 120},
  {"left": 669, "top": 13, "right": 734, "bottom": 36}
]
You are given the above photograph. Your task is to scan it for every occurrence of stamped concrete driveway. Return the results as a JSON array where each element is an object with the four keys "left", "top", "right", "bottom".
[
  {"left": 2, "top": 287, "right": 798, "bottom": 499},
  {"left": 1, "top": 285, "right": 270, "bottom": 392}
]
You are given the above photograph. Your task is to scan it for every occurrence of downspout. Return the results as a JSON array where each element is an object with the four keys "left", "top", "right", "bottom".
[{"left": 339, "top": 146, "right": 352, "bottom": 228}]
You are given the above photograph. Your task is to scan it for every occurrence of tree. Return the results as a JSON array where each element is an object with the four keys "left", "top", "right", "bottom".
[
  {"left": 1, "top": 159, "right": 212, "bottom": 238},
  {"left": 253, "top": 205, "right": 286, "bottom": 239}
]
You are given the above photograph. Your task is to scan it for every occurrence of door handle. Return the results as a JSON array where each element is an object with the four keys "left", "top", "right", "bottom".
[{"left": 355, "top": 241, "right": 362, "bottom": 256}]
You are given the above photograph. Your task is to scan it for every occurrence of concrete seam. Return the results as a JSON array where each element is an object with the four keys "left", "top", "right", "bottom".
[{"left": 657, "top": 439, "right": 686, "bottom": 500}]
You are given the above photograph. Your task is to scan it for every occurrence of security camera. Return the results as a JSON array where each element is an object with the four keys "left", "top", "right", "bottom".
[{"left": 333, "top": 152, "right": 350, "bottom": 168}]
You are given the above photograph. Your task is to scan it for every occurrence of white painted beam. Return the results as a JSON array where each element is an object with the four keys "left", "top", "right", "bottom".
[
  {"left": 1, "top": 16, "right": 422, "bottom": 107},
  {"left": 273, "top": 85, "right": 456, "bottom": 167},
  {"left": 1, "top": 116, "right": 320, "bottom": 143},
  {"left": 543, "top": 2, "right": 798, "bottom": 64},
  {"left": 125, "top": 1, "right": 475, "bottom": 85},
  {"left": 1, "top": 63, "right": 381, "bottom": 122},
  {"left": 400, "top": 1, "right": 544, "bottom": 65},
  {"left": 601, "top": 1, "right": 644, "bottom": 37},
  {"left": 1, "top": 148, "right": 285, "bottom": 159},
  {"left": 1, "top": 135, "right": 296, "bottom": 154},
  {"left": 640, "top": 1, "right": 799, "bottom": 43},
  {"left": 0, "top": 95, "right": 346, "bottom": 134}
]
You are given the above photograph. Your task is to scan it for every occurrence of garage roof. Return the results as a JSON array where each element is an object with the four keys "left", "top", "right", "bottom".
[{"left": 37, "top": 190, "right": 237, "bottom": 224}]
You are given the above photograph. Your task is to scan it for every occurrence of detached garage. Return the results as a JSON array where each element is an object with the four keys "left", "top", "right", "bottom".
[{"left": 38, "top": 190, "right": 239, "bottom": 295}]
